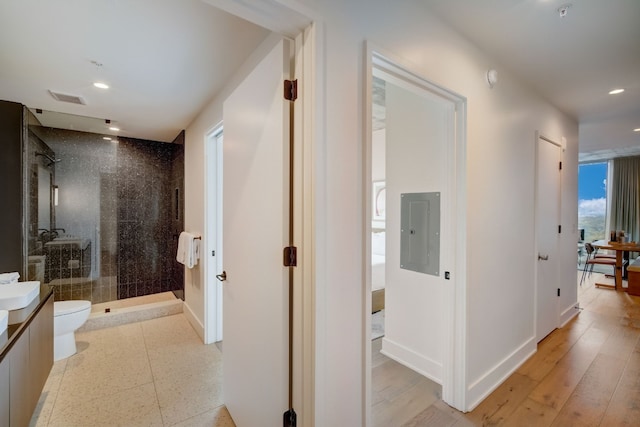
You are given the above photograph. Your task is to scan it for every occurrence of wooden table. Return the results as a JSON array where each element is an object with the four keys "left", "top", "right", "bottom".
[{"left": 591, "top": 240, "right": 640, "bottom": 291}]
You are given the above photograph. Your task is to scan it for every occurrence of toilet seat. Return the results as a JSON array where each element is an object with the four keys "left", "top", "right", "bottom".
[{"left": 54, "top": 300, "right": 91, "bottom": 316}]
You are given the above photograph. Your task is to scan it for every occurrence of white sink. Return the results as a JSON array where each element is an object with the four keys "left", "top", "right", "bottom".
[
  {"left": 0, "top": 281, "right": 40, "bottom": 311},
  {"left": 45, "top": 237, "right": 90, "bottom": 250},
  {"left": 0, "top": 310, "right": 7, "bottom": 335}
]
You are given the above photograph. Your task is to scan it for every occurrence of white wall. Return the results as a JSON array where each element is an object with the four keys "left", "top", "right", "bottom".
[
  {"left": 184, "top": 0, "right": 579, "bottom": 423},
  {"left": 183, "top": 33, "right": 277, "bottom": 339}
]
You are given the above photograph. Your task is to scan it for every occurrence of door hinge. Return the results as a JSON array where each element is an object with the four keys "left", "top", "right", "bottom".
[
  {"left": 557, "top": 288, "right": 561, "bottom": 297},
  {"left": 283, "top": 246, "right": 297, "bottom": 267},
  {"left": 284, "top": 79, "right": 298, "bottom": 101},
  {"left": 558, "top": 225, "right": 562, "bottom": 233},
  {"left": 559, "top": 161, "right": 562, "bottom": 170}
]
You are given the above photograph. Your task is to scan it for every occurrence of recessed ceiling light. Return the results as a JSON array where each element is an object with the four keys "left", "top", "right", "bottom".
[
  {"left": 634, "top": 128, "right": 640, "bottom": 132},
  {"left": 609, "top": 88, "right": 625, "bottom": 95},
  {"left": 102, "top": 136, "right": 112, "bottom": 140},
  {"left": 109, "top": 126, "right": 120, "bottom": 132},
  {"left": 93, "top": 82, "right": 109, "bottom": 89}
]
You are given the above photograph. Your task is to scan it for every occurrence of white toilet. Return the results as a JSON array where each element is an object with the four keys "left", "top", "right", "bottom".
[{"left": 54, "top": 300, "right": 91, "bottom": 361}]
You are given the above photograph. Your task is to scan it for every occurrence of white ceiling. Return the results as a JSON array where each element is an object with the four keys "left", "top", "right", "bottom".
[
  {"left": 422, "top": 0, "right": 640, "bottom": 162},
  {"left": 1, "top": 1, "right": 638, "bottom": 159},
  {"left": 0, "top": 0, "right": 270, "bottom": 142}
]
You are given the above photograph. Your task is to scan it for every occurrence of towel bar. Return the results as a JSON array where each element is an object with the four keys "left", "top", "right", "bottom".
[{"left": 175, "top": 234, "right": 201, "bottom": 240}]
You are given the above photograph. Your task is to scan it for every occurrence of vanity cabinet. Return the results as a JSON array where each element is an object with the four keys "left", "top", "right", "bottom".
[
  {"left": 29, "top": 295, "right": 54, "bottom": 409},
  {"left": 9, "top": 330, "right": 30, "bottom": 427},
  {"left": 0, "top": 355, "right": 9, "bottom": 426},
  {"left": 0, "top": 289, "right": 53, "bottom": 426}
]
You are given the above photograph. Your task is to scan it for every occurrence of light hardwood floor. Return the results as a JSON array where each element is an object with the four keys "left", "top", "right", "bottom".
[{"left": 372, "top": 271, "right": 640, "bottom": 426}]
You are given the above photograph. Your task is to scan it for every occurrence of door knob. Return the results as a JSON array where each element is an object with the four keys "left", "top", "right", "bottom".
[
  {"left": 538, "top": 254, "right": 549, "bottom": 261},
  {"left": 216, "top": 271, "right": 227, "bottom": 282}
]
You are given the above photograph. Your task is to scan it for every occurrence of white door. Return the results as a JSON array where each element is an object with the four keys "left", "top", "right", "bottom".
[
  {"left": 535, "top": 135, "right": 561, "bottom": 342},
  {"left": 222, "top": 38, "right": 292, "bottom": 427}
]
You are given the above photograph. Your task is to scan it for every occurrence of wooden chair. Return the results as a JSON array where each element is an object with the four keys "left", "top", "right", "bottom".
[{"left": 580, "top": 242, "right": 616, "bottom": 286}]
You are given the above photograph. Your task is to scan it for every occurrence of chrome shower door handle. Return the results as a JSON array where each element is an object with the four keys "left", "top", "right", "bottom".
[
  {"left": 538, "top": 254, "right": 549, "bottom": 261},
  {"left": 216, "top": 271, "right": 227, "bottom": 282}
]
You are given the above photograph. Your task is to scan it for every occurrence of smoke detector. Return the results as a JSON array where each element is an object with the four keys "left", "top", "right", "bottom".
[
  {"left": 558, "top": 3, "right": 572, "bottom": 18},
  {"left": 48, "top": 90, "right": 86, "bottom": 105}
]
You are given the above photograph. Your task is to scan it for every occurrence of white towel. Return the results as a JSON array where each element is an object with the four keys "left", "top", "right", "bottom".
[
  {"left": 0, "top": 272, "right": 20, "bottom": 284},
  {"left": 177, "top": 232, "right": 200, "bottom": 269}
]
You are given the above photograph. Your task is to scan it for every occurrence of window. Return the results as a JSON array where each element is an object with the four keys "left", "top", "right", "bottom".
[{"left": 578, "top": 162, "right": 608, "bottom": 242}]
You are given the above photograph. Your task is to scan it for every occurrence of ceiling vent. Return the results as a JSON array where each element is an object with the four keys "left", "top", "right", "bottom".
[{"left": 48, "top": 90, "right": 86, "bottom": 105}]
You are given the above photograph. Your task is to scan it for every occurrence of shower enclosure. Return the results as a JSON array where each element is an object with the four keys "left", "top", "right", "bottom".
[{"left": 25, "top": 109, "right": 185, "bottom": 303}]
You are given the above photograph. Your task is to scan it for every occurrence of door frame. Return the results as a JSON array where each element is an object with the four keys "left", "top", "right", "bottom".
[
  {"left": 201, "top": 1, "right": 320, "bottom": 425},
  {"left": 204, "top": 124, "right": 224, "bottom": 344},
  {"left": 364, "top": 44, "right": 468, "bottom": 416},
  {"left": 534, "top": 132, "right": 562, "bottom": 342}
]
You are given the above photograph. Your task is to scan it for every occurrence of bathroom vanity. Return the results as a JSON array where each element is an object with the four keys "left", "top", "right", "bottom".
[{"left": 0, "top": 284, "right": 54, "bottom": 426}]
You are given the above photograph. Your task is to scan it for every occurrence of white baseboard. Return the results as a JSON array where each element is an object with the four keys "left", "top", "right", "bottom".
[
  {"left": 560, "top": 301, "right": 581, "bottom": 327},
  {"left": 183, "top": 302, "right": 205, "bottom": 342},
  {"left": 381, "top": 337, "right": 442, "bottom": 384},
  {"left": 466, "top": 337, "right": 536, "bottom": 411}
]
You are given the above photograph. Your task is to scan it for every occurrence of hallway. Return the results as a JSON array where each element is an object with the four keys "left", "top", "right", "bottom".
[{"left": 373, "top": 271, "right": 640, "bottom": 426}]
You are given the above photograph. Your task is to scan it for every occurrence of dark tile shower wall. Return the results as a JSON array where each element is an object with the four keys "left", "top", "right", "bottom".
[
  {"left": 99, "top": 172, "right": 118, "bottom": 302},
  {"left": 116, "top": 137, "right": 184, "bottom": 299},
  {"left": 30, "top": 126, "right": 184, "bottom": 303}
]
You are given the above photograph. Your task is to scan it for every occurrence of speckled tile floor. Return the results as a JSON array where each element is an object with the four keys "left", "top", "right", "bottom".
[{"left": 29, "top": 313, "right": 235, "bottom": 427}]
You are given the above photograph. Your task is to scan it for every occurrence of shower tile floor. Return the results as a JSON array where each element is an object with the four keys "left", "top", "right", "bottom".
[{"left": 30, "top": 313, "right": 235, "bottom": 427}]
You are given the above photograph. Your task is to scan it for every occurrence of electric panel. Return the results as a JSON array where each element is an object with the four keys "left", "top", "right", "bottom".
[{"left": 400, "top": 192, "right": 440, "bottom": 276}]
